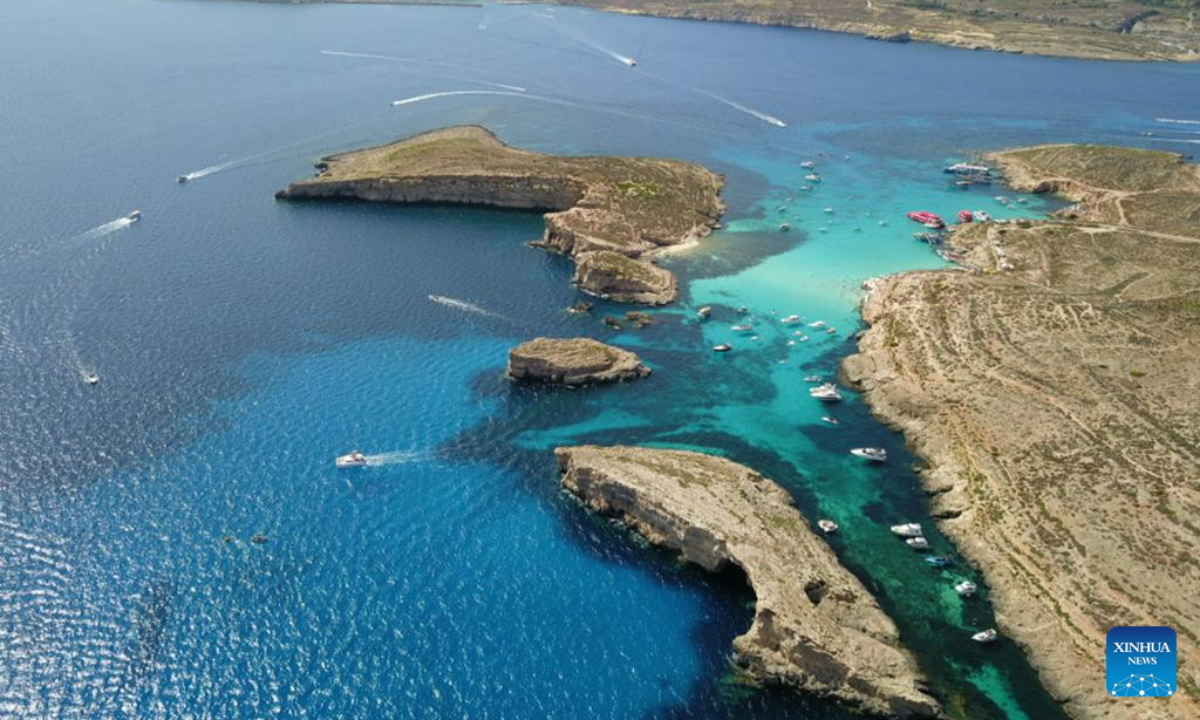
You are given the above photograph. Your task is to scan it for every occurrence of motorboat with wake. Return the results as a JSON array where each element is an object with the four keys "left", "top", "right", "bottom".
[
  {"left": 125, "top": 210, "right": 142, "bottom": 223},
  {"left": 890, "top": 523, "right": 923, "bottom": 537},
  {"left": 336, "top": 450, "right": 368, "bottom": 468},
  {"left": 850, "top": 447, "right": 888, "bottom": 462}
]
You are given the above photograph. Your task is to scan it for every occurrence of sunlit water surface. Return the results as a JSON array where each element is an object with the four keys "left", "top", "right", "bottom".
[{"left": 3, "top": 1, "right": 1198, "bottom": 718}]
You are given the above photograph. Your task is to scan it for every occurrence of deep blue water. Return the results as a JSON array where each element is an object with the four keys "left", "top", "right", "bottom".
[{"left": 2, "top": 1, "right": 1198, "bottom": 717}]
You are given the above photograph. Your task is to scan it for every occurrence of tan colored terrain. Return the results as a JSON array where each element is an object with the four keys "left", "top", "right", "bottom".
[
  {"left": 558, "top": 0, "right": 1200, "bottom": 61},
  {"left": 277, "top": 126, "right": 724, "bottom": 304},
  {"left": 507, "top": 337, "right": 649, "bottom": 384},
  {"left": 556, "top": 445, "right": 941, "bottom": 718},
  {"left": 843, "top": 144, "right": 1200, "bottom": 718},
  {"left": 263, "top": 0, "right": 1200, "bottom": 61}
]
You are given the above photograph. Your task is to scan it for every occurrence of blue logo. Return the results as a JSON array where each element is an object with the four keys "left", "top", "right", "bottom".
[{"left": 1107, "top": 626, "right": 1176, "bottom": 698}]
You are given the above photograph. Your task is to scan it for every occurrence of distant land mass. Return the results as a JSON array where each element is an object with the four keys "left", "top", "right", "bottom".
[
  {"left": 242, "top": 0, "right": 1200, "bottom": 61},
  {"left": 844, "top": 144, "right": 1200, "bottom": 719}
]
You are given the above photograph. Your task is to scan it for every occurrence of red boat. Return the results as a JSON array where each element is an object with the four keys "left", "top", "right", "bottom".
[
  {"left": 906, "top": 211, "right": 945, "bottom": 228},
  {"left": 957, "top": 210, "right": 974, "bottom": 224}
]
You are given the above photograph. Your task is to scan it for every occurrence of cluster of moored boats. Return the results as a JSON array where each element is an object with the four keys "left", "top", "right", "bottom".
[
  {"left": 888, "top": 521, "right": 996, "bottom": 642},
  {"left": 700, "top": 306, "right": 837, "bottom": 354}
]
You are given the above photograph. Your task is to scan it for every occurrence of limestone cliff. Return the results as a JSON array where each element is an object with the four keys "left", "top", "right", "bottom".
[
  {"left": 507, "top": 338, "right": 649, "bottom": 385},
  {"left": 556, "top": 445, "right": 941, "bottom": 718},
  {"left": 277, "top": 126, "right": 724, "bottom": 304}
]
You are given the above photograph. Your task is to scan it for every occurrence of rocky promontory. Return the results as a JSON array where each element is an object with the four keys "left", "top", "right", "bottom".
[
  {"left": 508, "top": 338, "right": 649, "bottom": 386},
  {"left": 844, "top": 145, "right": 1200, "bottom": 719},
  {"left": 556, "top": 445, "right": 941, "bottom": 718},
  {"left": 277, "top": 126, "right": 723, "bottom": 305}
]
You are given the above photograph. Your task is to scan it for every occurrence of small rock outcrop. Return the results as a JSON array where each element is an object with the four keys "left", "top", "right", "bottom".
[
  {"left": 277, "top": 126, "right": 723, "bottom": 305},
  {"left": 555, "top": 445, "right": 941, "bottom": 718},
  {"left": 507, "top": 338, "right": 649, "bottom": 386},
  {"left": 573, "top": 250, "right": 677, "bottom": 305}
]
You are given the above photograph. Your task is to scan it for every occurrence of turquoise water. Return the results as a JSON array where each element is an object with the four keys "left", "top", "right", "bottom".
[{"left": 3, "top": 0, "right": 1199, "bottom": 717}]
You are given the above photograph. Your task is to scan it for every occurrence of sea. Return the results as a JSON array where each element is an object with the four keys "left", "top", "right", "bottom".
[{"left": 2, "top": 1, "right": 1198, "bottom": 718}]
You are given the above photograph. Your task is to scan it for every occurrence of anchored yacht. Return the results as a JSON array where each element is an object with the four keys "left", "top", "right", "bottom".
[
  {"left": 336, "top": 450, "right": 368, "bottom": 468},
  {"left": 809, "top": 383, "right": 842, "bottom": 402},
  {"left": 817, "top": 519, "right": 839, "bottom": 534},
  {"left": 712, "top": 343, "right": 732, "bottom": 352},
  {"left": 890, "top": 523, "right": 923, "bottom": 538},
  {"left": 850, "top": 447, "right": 888, "bottom": 462},
  {"left": 906, "top": 537, "right": 930, "bottom": 550},
  {"left": 955, "top": 581, "right": 978, "bottom": 597},
  {"left": 925, "top": 555, "right": 955, "bottom": 567},
  {"left": 780, "top": 314, "right": 801, "bottom": 324},
  {"left": 972, "top": 629, "right": 998, "bottom": 643},
  {"left": 83, "top": 372, "right": 100, "bottom": 385}
]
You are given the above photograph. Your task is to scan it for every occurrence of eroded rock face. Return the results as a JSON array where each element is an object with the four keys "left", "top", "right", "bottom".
[
  {"left": 507, "top": 338, "right": 649, "bottom": 386},
  {"left": 843, "top": 145, "right": 1200, "bottom": 720},
  {"left": 555, "top": 445, "right": 941, "bottom": 719},
  {"left": 572, "top": 250, "right": 677, "bottom": 305},
  {"left": 277, "top": 126, "right": 723, "bottom": 305}
]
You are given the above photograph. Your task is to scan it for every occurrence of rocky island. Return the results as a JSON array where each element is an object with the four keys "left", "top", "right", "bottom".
[
  {"left": 277, "top": 126, "right": 724, "bottom": 305},
  {"left": 508, "top": 337, "right": 649, "bottom": 385},
  {"left": 844, "top": 145, "right": 1200, "bottom": 719},
  {"left": 556, "top": 445, "right": 941, "bottom": 718}
]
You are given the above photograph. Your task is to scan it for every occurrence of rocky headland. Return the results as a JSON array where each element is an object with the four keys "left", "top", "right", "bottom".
[
  {"left": 507, "top": 337, "right": 649, "bottom": 385},
  {"left": 843, "top": 145, "right": 1200, "bottom": 719},
  {"left": 277, "top": 125, "right": 724, "bottom": 305},
  {"left": 556, "top": 445, "right": 941, "bottom": 718}
]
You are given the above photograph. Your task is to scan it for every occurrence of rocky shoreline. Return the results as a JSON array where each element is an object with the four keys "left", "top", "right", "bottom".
[
  {"left": 507, "top": 337, "right": 649, "bottom": 385},
  {"left": 556, "top": 445, "right": 942, "bottom": 718},
  {"left": 277, "top": 126, "right": 724, "bottom": 306},
  {"left": 844, "top": 145, "right": 1200, "bottom": 719}
]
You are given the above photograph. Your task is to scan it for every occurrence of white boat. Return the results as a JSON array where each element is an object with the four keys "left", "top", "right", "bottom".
[
  {"left": 126, "top": 210, "right": 142, "bottom": 223},
  {"left": 807, "top": 320, "right": 825, "bottom": 328},
  {"left": 806, "top": 174, "right": 822, "bottom": 182},
  {"left": 817, "top": 519, "right": 839, "bottom": 533},
  {"left": 809, "top": 383, "right": 842, "bottom": 402},
  {"left": 850, "top": 447, "right": 888, "bottom": 462},
  {"left": 781, "top": 314, "right": 801, "bottom": 324},
  {"left": 878, "top": 219, "right": 888, "bottom": 226},
  {"left": 712, "top": 343, "right": 732, "bottom": 352},
  {"left": 697, "top": 306, "right": 712, "bottom": 319},
  {"left": 336, "top": 450, "right": 368, "bottom": 468},
  {"left": 778, "top": 222, "right": 791, "bottom": 232},
  {"left": 973, "top": 211, "right": 992, "bottom": 222},
  {"left": 955, "top": 581, "right": 978, "bottom": 597},
  {"left": 801, "top": 161, "right": 816, "bottom": 169},
  {"left": 821, "top": 415, "right": 839, "bottom": 425},
  {"left": 731, "top": 324, "right": 753, "bottom": 332},
  {"left": 623, "top": 57, "right": 637, "bottom": 67},
  {"left": 800, "top": 185, "right": 813, "bottom": 192},
  {"left": 823, "top": 207, "right": 834, "bottom": 214},
  {"left": 906, "top": 537, "right": 930, "bottom": 550},
  {"left": 803, "top": 375, "right": 821, "bottom": 383},
  {"left": 826, "top": 327, "right": 837, "bottom": 334},
  {"left": 83, "top": 372, "right": 100, "bottom": 385},
  {"left": 972, "top": 629, "right": 998, "bottom": 643},
  {"left": 890, "top": 523, "right": 923, "bottom": 538}
]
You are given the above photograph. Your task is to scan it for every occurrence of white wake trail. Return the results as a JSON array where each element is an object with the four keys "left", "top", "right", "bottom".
[
  {"left": 428, "top": 294, "right": 508, "bottom": 320},
  {"left": 321, "top": 50, "right": 527, "bottom": 92},
  {"left": 75, "top": 216, "right": 134, "bottom": 242},
  {"left": 1156, "top": 117, "right": 1200, "bottom": 126},
  {"left": 363, "top": 451, "right": 424, "bottom": 467},
  {"left": 392, "top": 90, "right": 529, "bottom": 107},
  {"left": 696, "top": 90, "right": 787, "bottom": 127}
]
